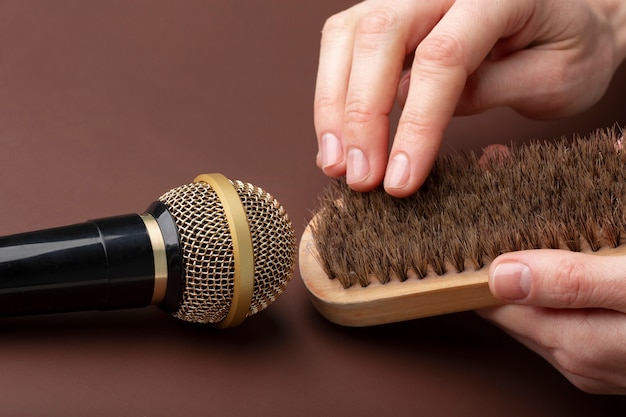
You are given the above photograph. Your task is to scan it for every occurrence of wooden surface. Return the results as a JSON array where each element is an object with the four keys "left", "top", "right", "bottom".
[{"left": 1, "top": 1, "right": 626, "bottom": 415}]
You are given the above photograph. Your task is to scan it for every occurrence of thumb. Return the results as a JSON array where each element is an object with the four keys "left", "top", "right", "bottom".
[{"left": 488, "top": 249, "right": 626, "bottom": 312}]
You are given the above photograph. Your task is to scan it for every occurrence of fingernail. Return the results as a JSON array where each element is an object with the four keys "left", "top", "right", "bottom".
[
  {"left": 320, "top": 133, "right": 343, "bottom": 168},
  {"left": 346, "top": 148, "right": 369, "bottom": 184},
  {"left": 492, "top": 262, "right": 531, "bottom": 300},
  {"left": 384, "top": 153, "right": 410, "bottom": 189}
]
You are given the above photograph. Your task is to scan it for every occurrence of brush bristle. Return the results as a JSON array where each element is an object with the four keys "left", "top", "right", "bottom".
[{"left": 310, "top": 128, "right": 626, "bottom": 289}]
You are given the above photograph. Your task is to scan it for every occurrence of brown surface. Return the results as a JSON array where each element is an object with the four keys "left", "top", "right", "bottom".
[{"left": 0, "top": 1, "right": 625, "bottom": 415}]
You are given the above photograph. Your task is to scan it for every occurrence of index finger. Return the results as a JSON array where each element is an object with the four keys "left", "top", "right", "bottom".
[
  {"left": 385, "top": 0, "right": 534, "bottom": 196},
  {"left": 314, "top": 0, "right": 450, "bottom": 184}
]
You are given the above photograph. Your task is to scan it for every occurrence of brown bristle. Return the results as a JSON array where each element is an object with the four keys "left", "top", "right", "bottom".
[{"left": 310, "top": 128, "right": 626, "bottom": 288}]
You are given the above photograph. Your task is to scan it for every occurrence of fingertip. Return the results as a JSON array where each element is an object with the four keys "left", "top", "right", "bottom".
[
  {"left": 345, "top": 147, "right": 370, "bottom": 185},
  {"left": 344, "top": 147, "right": 386, "bottom": 192},
  {"left": 383, "top": 152, "right": 417, "bottom": 197},
  {"left": 319, "top": 132, "right": 344, "bottom": 168},
  {"left": 319, "top": 160, "right": 347, "bottom": 179},
  {"left": 384, "top": 152, "right": 409, "bottom": 188},
  {"left": 489, "top": 261, "right": 532, "bottom": 302},
  {"left": 383, "top": 149, "right": 438, "bottom": 197},
  {"left": 316, "top": 160, "right": 346, "bottom": 179},
  {"left": 341, "top": 116, "right": 391, "bottom": 191},
  {"left": 316, "top": 132, "right": 348, "bottom": 178},
  {"left": 383, "top": 186, "right": 413, "bottom": 198},
  {"left": 383, "top": 176, "right": 426, "bottom": 197}
]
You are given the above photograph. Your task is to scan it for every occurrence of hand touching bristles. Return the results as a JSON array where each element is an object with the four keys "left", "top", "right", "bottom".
[{"left": 314, "top": 0, "right": 626, "bottom": 197}]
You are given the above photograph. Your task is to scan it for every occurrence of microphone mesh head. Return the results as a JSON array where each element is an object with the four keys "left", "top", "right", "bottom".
[{"left": 158, "top": 180, "right": 296, "bottom": 324}]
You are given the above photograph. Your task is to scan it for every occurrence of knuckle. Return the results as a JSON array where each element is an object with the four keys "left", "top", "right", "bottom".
[
  {"left": 415, "top": 33, "right": 465, "bottom": 69},
  {"left": 552, "top": 260, "right": 593, "bottom": 307},
  {"left": 351, "top": 8, "right": 403, "bottom": 55},
  {"left": 314, "top": 93, "right": 340, "bottom": 115},
  {"left": 397, "top": 116, "right": 443, "bottom": 145},
  {"left": 356, "top": 7, "right": 401, "bottom": 37},
  {"left": 322, "top": 12, "right": 352, "bottom": 36},
  {"left": 343, "top": 99, "right": 378, "bottom": 126}
]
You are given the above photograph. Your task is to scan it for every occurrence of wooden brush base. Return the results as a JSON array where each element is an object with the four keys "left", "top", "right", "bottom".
[{"left": 299, "top": 224, "right": 626, "bottom": 327}]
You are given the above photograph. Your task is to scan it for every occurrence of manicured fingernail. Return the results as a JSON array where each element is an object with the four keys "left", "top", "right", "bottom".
[
  {"left": 320, "top": 133, "right": 342, "bottom": 168},
  {"left": 346, "top": 148, "right": 369, "bottom": 184},
  {"left": 384, "top": 153, "right": 410, "bottom": 189},
  {"left": 492, "top": 263, "right": 531, "bottom": 300}
]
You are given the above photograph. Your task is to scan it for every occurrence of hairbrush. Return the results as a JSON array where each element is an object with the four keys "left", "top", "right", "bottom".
[{"left": 299, "top": 128, "right": 626, "bottom": 326}]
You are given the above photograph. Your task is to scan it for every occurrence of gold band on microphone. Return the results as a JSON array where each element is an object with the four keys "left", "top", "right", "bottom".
[
  {"left": 139, "top": 213, "right": 168, "bottom": 305},
  {"left": 194, "top": 173, "right": 254, "bottom": 328}
]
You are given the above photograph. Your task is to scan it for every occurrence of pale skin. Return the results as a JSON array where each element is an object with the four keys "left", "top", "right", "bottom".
[{"left": 314, "top": 0, "right": 626, "bottom": 394}]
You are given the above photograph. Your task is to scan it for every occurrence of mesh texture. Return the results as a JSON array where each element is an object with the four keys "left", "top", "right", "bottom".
[{"left": 158, "top": 180, "right": 296, "bottom": 324}]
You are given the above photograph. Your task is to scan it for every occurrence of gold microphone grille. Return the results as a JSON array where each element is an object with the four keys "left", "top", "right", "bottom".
[{"left": 158, "top": 180, "right": 296, "bottom": 324}]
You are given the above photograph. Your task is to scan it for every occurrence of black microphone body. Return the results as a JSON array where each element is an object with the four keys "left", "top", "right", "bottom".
[
  {"left": 0, "top": 202, "right": 182, "bottom": 317},
  {"left": 0, "top": 174, "right": 297, "bottom": 328}
]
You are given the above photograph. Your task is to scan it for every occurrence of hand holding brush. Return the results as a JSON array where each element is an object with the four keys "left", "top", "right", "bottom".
[{"left": 312, "top": 0, "right": 626, "bottom": 395}]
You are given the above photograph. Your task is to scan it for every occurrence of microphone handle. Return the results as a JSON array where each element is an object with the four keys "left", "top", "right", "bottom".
[{"left": 0, "top": 202, "right": 182, "bottom": 317}]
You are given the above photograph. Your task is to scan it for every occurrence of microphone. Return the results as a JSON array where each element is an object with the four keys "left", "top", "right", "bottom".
[{"left": 0, "top": 173, "right": 296, "bottom": 328}]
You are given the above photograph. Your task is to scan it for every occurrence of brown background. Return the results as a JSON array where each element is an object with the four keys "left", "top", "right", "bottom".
[{"left": 1, "top": 1, "right": 625, "bottom": 415}]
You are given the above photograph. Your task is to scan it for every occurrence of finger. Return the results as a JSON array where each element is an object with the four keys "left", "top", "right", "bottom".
[
  {"left": 385, "top": 0, "right": 535, "bottom": 196},
  {"left": 478, "top": 305, "right": 626, "bottom": 394},
  {"left": 477, "top": 306, "right": 575, "bottom": 379},
  {"left": 488, "top": 249, "right": 626, "bottom": 312},
  {"left": 314, "top": 4, "right": 364, "bottom": 177},
  {"left": 340, "top": 1, "right": 444, "bottom": 191}
]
